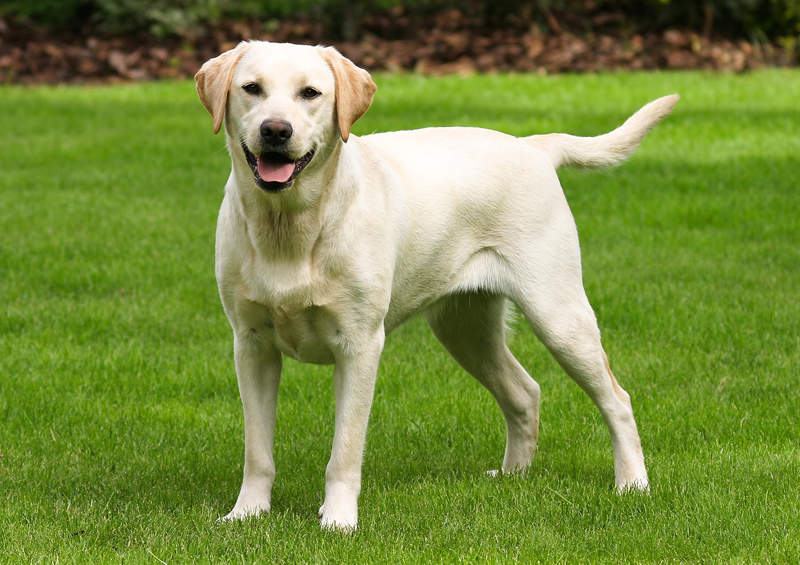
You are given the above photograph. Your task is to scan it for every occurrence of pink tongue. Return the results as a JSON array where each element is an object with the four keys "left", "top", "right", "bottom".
[{"left": 257, "top": 157, "right": 295, "bottom": 183}]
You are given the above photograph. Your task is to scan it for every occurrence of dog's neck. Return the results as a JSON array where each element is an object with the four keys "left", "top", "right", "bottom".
[{"left": 226, "top": 139, "right": 355, "bottom": 261}]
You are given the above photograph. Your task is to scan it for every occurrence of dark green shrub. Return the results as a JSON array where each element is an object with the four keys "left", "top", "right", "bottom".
[
  {"left": 1, "top": 0, "right": 798, "bottom": 39},
  {"left": 0, "top": 0, "right": 93, "bottom": 27}
]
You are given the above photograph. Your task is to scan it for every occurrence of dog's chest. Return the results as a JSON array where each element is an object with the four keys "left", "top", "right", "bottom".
[{"left": 238, "top": 254, "right": 339, "bottom": 364}]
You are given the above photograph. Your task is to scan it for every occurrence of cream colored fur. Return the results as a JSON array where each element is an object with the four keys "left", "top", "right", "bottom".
[{"left": 195, "top": 40, "right": 678, "bottom": 532}]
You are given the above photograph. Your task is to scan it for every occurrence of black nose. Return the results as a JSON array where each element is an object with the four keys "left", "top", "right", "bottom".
[{"left": 260, "top": 119, "right": 293, "bottom": 143}]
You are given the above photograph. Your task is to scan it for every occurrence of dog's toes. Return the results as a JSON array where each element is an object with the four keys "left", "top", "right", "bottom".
[
  {"left": 486, "top": 469, "right": 501, "bottom": 478},
  {"left": 218, "top": 502, "right": 270, "bottom": 523},
  {"left": 320, "top": 515, "right": 357, "bottom": 533},
  {"left": 616, "top": 478, "right": 650, "bottom": 494},
  {"left": 318, "top": 503, "right": 357, "bottom": 532}
]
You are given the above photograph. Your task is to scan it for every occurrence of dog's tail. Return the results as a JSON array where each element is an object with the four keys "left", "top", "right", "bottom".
[{"left": 526, "top": 94, "right": 679, "bottom": 170}]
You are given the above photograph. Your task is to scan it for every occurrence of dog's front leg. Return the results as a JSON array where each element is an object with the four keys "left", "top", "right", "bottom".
[
  {"left": 221, "top": 331, "right": 281, "bottom": 521},
  {"left": 319, "top": 329, "right": 385, "bottom": 532}
]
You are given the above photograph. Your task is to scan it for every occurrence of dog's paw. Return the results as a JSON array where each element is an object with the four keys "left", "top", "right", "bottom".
[
  {"left": 486, "top": 465, "right": 529, "bottom": 478},
  {"left": 318, "top": 503, "right": 357, "bottom": 533},
  {"left": 218, "top": 501, "right": 270, "bottom": 523},
  {"left": 616, "top": 478, "right": 650, "bottom": 494},
  {"left": 318, "top": 481, "right": 359, "bottom": 532}
]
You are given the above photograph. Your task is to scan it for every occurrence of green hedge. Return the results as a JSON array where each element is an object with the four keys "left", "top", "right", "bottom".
[{"left": 2, "top": 0, "right": 799, "bottom": 40}]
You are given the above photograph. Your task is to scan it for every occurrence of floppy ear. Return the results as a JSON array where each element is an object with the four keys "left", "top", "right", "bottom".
[
  {"left": 318, "top": 46, "right": 377, "bottom": 142},
  {"left": 195, "top": 42, "right": 250, "bottom": 134}
]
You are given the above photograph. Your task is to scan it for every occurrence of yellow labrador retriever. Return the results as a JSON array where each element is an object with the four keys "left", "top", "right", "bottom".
[{"left": 195, "top": 40, "right": 677, "bottom": 531}]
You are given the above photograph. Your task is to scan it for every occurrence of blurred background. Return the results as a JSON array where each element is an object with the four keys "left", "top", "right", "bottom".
[{"left": 1, "top": 0, "right": 799, "bottom": 82}]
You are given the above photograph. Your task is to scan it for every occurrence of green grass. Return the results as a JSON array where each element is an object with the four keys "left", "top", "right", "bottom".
[{"left": 1, "top": 70, "right": 798, "bottom": 562}]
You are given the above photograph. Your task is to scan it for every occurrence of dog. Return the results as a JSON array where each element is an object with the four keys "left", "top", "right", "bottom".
[{"left": 195, "top": 40, "right": 678, "bottom": 531}]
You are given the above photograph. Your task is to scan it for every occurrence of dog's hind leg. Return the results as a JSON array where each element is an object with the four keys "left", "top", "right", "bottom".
[
  {"left": 426, "top": 292, "right": 541, "bottom": 473},
  {"left": 504, "top": 228, "right": 649, "bottom": 491}
]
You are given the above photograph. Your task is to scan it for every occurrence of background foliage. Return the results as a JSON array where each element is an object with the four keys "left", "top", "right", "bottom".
[{"left": 2, "top": 0, "right": 800, "bottom": 40}]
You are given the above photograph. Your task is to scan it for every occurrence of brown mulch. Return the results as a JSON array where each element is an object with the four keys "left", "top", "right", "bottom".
[{"left": 0, "top": 7, "right": 796, "bottom": 85}]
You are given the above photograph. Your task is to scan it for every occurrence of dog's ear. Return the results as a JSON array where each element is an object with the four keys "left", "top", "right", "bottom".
[
  {"left": 318, "top": 46, "right": 377, "bottom": 142},
  {"left": 195, "top": 42, "right": 250, "bottom": 134}
]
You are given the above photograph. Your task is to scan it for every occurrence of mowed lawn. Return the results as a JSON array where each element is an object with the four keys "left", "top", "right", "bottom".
[{"left": 1, "top": 70, "right": 798, "bottom": 562}]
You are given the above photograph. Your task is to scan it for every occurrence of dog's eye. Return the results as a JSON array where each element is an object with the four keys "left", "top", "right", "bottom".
[
  {"left": 300, "top": 87, "right": 321, "bottom": 100},
  {"left": 242, "top": 82, "right": 262, "bottom": 95}
]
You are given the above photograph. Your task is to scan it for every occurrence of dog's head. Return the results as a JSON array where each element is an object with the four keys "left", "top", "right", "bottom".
[{"left": 195, "top": 41, "right": 376, "bottom": 194}]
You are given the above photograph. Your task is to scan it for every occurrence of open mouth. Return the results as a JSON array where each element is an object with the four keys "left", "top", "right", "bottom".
[{"left": 241, "top": 142, "right": 314, "bottom": 192}]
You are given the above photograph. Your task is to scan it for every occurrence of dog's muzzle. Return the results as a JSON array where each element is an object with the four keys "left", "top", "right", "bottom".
[{"left": 241, "top": 142, "right": 315, "bottom": 193}]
